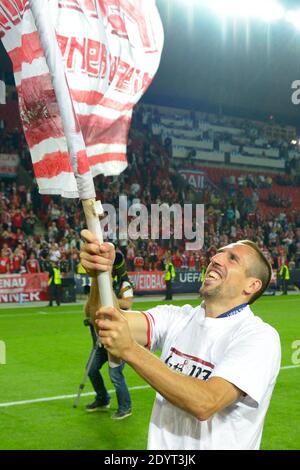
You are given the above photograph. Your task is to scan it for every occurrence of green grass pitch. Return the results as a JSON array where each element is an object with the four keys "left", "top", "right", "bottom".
[{"left": 0, "top": 295, "right": 299, "bottom": 450}]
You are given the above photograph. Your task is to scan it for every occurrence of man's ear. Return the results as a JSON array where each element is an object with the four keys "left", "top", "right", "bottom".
[{"left": 244, "top": 278, "right": 262, "bottom": 296}]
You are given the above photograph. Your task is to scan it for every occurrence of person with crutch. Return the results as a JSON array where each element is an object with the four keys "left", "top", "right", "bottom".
[{"left": 84, "top": 251, "right": 134, "bottom": 419}]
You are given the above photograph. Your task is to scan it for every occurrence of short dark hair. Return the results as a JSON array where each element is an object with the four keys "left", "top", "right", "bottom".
[{"left": 237, "top": 240, "right": 272, "bottom": 304}]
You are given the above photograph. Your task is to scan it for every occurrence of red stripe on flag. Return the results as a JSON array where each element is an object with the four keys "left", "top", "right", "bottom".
[
  {"left": 71, "top": 89, "right": 133, "bottom": 112},
  {"left": 77, "top": 149, "right": 90, "bottom": 175},
  {"left": 57, "top": 1, "right": 98, "bottom": 18},
  {"left": 88, "top": 152, "right": 127, "bottom": 165},
  {"left": 33, "top": 151, "right": 73, "bottom": 178},
  {"left": 34, "top": 151, "right": 125, "bottom": 179},
  {"left": 9, "top": 31, "right": 44, "bottom": 72},
  {"left": 78, "top": 114, "right": 131, "bottom": 146},
  {"left": 17, "top": 74, "right": 65, "bottom": 147}
]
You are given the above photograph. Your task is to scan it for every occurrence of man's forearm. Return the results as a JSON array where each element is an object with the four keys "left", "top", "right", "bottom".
[
  {"left": 86, "top": 277, "right": 119, "bottom": 317},
  {"left": 123, "top": 342, "right": 215, "bottom": 421},
  {"left": 118, "top": 297, "right": 133, "bottom": 311}
]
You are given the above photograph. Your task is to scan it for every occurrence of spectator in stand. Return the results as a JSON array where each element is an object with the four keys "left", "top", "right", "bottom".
[
  {"left": 10, "top": 246, "right": 24, "bottom": 273},
  {"left": 70, "top": 248, "right": 80, "bottom": 273},
  {"left": 1, "top": 242, "right": 12, "bottom": 257},
  {"left": 49, "top": 242, "right": 61, "bottom": 263},
  {"left": 149, "top": 240, "right": 159, "bottom": 271},
  {"left": 172, "top": 249, "right": 182, "bottom": 270},
  {"left": 126, "top": 241, "right": 135, "bottom": 272},
  {"left": 268, "top": 229, "right": 278, "bottom": 247},
  {"left": 48, "top": 222, "right": 59, "bottom": 242},
  {"left": 251, "top": 190, "right": 260, "bottom": 210},
  {"left": 26, "top": 252, "right": 40, "bottom": 273},
  {"left": 207, "top": 245, "right": 217, "bottom": 260},
  {"left": 0, "top": 248, "right": 10, "bottom": 274},
  {"left": 1, "top": 229, "right": 15, "bottom": 249},
  {"left": 188, "top": 252, "right": 196, "bottom": 271},
  {"left": 17, "top": 184, "right": 27, "bottom": 205},
  {"left": 14, "top": 228, "right": 24, "bottom": 247},
  {"left": 59, "top": 253, "right": 71, "bottom": 273},
  {"left": 130, "top": 180, "right": 141, "bottom": 197},
  {"left": 22, "top": 210, "right": 37, "bottom": 236},
  {"left": 0, "top": 204, "right": 11, "bottom": 227},
  {"left": 194, "top": 252, "right": 201, "bottom": 271},
  {"left": 181, "top": 251, "right": 188, "bottom": 270},
  {"left": 12, "top": 208, "right": 23, "bottom": 233},
  {"left": 134, "top": 254, "right": 144, "bottom": 272},
  {"left": 289, "top": 257, "right": 296, "bottom": 270},
  {"left": 276, "top": 245, "right": 287, "bottom": 268},
  {"left": 57, "top": 211, "right": 67, "bottom": 232},
  {"left": 49, "top": 203, "right": 61, "bottom": 222},
  {"left": 10, "top": 185, "right": 21, "bottom": 207}
]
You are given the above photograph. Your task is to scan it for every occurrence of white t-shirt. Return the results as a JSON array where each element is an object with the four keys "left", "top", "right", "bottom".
[{"left": 143, "top": 303, "right": 281, "bottom": 450}]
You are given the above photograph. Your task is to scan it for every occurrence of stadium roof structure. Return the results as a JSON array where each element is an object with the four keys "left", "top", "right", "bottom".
[
  {"left": 1, "top": 0, "right": 300, "bottom": 128},
  {"left": 143, "top": 0, "right": 300, "bottom": 129}
]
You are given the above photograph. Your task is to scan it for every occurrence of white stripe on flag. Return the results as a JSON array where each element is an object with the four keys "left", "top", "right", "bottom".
[
  {"left": 14, "top": 58, "right": 49, "bottom": 85},
  {"left": 86, "top": 143, "right": 127, "bottom": 158},
  {"left": 37, "top": 174, "right": 78, "bottom": 198},
  {"left": 30, "top": 137, "right": 68, "bottom": 163},
  {"left": 74, "top": 103, "right": 132, "bottom": 120},
  {"left": 0, "top": 10, "right": 37, "bottom": 50},
  {"left": 90, "top": 161, "right": 127, "bottom": 178}
]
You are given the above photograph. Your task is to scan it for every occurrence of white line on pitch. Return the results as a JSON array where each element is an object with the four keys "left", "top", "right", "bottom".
[
  {"left": 0, "top": 385, "right": 151, "bottom": 408},
  {"left": 0, "top": 365, "right": 299, "bottom": 409}
]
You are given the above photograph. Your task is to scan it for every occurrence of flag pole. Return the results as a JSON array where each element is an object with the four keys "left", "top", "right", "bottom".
[{"left": 29, "top": 0, "right": 120, "bottom": 367}]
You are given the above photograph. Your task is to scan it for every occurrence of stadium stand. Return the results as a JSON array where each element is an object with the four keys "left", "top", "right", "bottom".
[{"left": 0, "top": 100, "right": 300, "bottom": 280}]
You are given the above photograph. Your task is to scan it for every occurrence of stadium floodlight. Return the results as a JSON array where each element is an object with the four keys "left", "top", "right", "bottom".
[
  {"left": 204, "top": 0, "right": 285, "bottom": 22},
  {"left": 285, "top": 10, "right": 300, "bottom": 30}
]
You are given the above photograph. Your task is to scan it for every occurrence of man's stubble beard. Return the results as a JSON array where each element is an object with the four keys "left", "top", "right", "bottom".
[{"left": 199, "top": 284, "right": 223, "bottom": 299}]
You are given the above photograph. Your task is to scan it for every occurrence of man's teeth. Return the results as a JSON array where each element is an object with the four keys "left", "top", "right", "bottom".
[{"left": 207, "top": 271, "right": 221, "bottom": 280}]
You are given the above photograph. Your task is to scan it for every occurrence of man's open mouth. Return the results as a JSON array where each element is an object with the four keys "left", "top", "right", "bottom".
[{"left": 205, "top": 268, "right": 223, "bottom": 281}]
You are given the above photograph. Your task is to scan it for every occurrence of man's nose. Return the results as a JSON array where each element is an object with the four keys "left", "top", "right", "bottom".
[{"left": 211, "top": 252, "right": 224, "bottom": 265}]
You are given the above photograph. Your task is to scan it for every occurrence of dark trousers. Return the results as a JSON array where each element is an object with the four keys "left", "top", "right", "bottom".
[
  {"left": 165, "top": 280, "right": 173, "bottom": 300},
  {"left": 48, "top": 284, "right": 62, "bottom": 306},
  {"left": 88, "top": 327, "right": 131, "bottom": 412},
  {"left": 281, "top": 278, "right": 289, "bottom": 295}
]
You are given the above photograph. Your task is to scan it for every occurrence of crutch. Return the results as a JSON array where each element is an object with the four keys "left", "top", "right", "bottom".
[{"left": 73, "top": 332, "right": 101, "bottom": 409}]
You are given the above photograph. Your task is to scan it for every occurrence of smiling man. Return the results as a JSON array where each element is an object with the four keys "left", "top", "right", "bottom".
[{"left": 80, "top": 234, "right": 281, "bottom": 450}]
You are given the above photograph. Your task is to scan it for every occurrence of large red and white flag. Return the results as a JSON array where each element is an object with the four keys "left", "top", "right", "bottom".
[{"left": 0, "top": 0, "right": 163, "bottom": 197}]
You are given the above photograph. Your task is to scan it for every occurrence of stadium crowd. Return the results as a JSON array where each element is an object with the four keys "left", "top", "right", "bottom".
[{"left": 1, "top": 104, "right": 300, "bottom": 276}]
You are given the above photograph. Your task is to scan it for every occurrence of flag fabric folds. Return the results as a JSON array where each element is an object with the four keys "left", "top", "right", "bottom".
[{"left": 0, "top": 0, "right": 164, "bottom": 197}]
